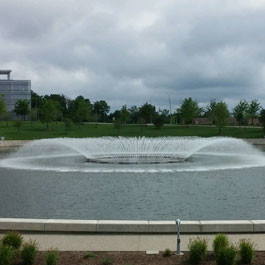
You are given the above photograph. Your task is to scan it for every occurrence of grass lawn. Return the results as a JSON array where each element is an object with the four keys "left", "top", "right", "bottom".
[{"left": 0, "top": 121, "right": 263, "bottom": 140}]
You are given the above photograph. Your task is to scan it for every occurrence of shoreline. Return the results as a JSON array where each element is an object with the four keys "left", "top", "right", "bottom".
[
  {"left": 0, "top": 140, "right": 31, "bottom": 147},
  {"left": 1, "top": 218, "right": 265, "bottom": 251}
]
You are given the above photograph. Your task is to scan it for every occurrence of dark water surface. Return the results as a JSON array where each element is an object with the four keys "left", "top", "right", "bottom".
[{"left": 1, "top": 164, "right": 265, "bottom": 220}]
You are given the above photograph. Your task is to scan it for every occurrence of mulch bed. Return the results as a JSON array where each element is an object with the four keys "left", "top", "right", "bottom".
[{"left": 15, "top": 251, "right": 265, "bottom": 265}]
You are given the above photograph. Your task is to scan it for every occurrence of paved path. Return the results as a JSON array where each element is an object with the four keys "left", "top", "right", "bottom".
[{"left": 0, "top": 232, "right": 264, "bottom": 251}]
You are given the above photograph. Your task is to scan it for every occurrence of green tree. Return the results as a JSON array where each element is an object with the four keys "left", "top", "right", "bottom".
[
  {"left": 93, "top": 100, "right": 110, "bottom": 122},
  {"left": 158, "top": 109, "right": 170, "bottom": 124},
  {"left": 31, "top": 90, "right": 43, "bottom": 109},
  {"left": 128, "top": 106, "right": 139, "bottom": 124},
  {"left": 110, "top": 110, "right": 121, "bottom": 122},
  {"left": 248, "top": 99, "right": 261, "bottom": 125},
  {"left": 39, "top": 99, "right": 57, "bottom": 129},
  {"left": 214, "top": 101, "right": 230, "bottom": 135},
  {"left": 14, "top": 99, "right": 30, "bottom": 120},
  {"left": 31, "top": 90, "right": 42, "bottom": 120},
  {"left": 120, "top": 105, "right": 130, "bottom": 124},
  {"left": 178, "top": 98, "right": 202, "bottom": 126},
  {"left": 0, "top": 94, "right": 7, "bottom": 120},
  {"left": 205, "top": 100, "right": 217, "bottom": 123},
  {"left": 260, "top": 109, "right": 265, "bottom": 134},
  {"left": 233, "top": 100, "right": 249, "bottom": 126},
  {"left": 73, "top": 98, "right": 91, "bottom": 127},
  {"left": 139, "top": 102, "right": 156, "bottom": 124}
]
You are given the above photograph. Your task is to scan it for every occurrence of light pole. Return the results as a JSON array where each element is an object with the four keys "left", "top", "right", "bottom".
[{"left": 176, "top": 219, "right": 183, "bottom": 255}]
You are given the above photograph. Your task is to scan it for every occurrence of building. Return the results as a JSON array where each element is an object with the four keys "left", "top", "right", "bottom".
[
  {"left": 194, "top": 117, "right": 213, "bottom": 125},
  {"left": 248, "top": 118, "right": 260, "bottom": 126},
  {"left": 0, "top": 70, "right": 31, "bottom": 113}
]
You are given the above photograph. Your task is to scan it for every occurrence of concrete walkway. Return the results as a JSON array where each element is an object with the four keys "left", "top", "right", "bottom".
[{"left": 4, "top": 233, "right": 263, "bottom": 251}]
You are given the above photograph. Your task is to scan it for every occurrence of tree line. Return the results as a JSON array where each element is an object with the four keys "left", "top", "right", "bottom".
[{"left": 1, "top": 91, "right": 265, "bottom": 133}]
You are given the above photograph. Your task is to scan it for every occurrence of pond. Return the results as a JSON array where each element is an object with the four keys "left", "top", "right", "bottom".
[{"left": 0, "top": 137, "right": 265, "bottom": 220}]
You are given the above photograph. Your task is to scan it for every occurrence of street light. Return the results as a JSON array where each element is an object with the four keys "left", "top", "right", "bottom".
[{"left": 176, "top": 219, "right": 183, "bottom": 255}]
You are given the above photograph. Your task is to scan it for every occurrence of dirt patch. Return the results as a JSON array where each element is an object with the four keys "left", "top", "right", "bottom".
[
  {"left": 14, "top": 251, "right": 265, "bottom": 265},
  {"left": 0, "top": 140, "right": 30, "bottom": 147}
]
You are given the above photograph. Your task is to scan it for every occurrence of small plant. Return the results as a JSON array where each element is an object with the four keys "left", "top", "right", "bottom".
[
  {"left": 216, "top": 245, "right": 237, "bottom": 265},
  {"left": 0, "top": 243, "right": 15, "bottom": 265},
  {"left": 101, "top": 257, "right": 113, "bottom": 265},
  {"left": 2, "top": 231, "right": 23, "bottom": 249},
  {"left": 188, "top": 237, "right": 208, "bottom": 265},
  {"left": 84, "top": 251, "right": 96, "bottom": 259},
  {"left": 239, "top": 240, "right": 255, "bottom": 264},
  {"left": 46, "top": 249, "right": 58, "bottom": 265},
  {"left": 213, "top": 234, "right": 229, "bottom": 256},
  {"left": 163, "top": 248, "right": 171, "bottom": 257},
  {"left": 21, "top": 240, "right": 37, "bottom": 265}
]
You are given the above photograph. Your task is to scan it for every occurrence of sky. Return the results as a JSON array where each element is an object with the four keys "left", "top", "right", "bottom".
[{"left": 1, "top": 0, "right": 265, "bottom": 111}]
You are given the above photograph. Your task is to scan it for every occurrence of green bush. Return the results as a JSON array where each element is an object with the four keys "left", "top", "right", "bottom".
[
  {"left": 21, "top": 240, "right": 37, "bottom": 265},
  {"left": 101, "top": 257, "right": 113, "bottom": 265},
  {"left": 2, "top": 231, "right": 23, "bottom": 249},
  {"left": 239, "top": 240, "right": 255, "bottom": 264},
  {"left": 216, "top": 245, "right": 237, "bottom": 265},
  {"left": 0, "top": 243, "right": 15, "bottom": 265},
  {"left": 213, "top": 234, "right": 229, "bottom": 256},
  {"left": 163, "top": 248, "right": 171, "bottom": 257},
  {"left": 153, "top": 115, "right": 165, "bottom": 129},
  {"left": 46, "top": 249, "right": 58, "bottom": 265},
  {"left": 188, "top": 237, "right": 208, "bottom": 265}
]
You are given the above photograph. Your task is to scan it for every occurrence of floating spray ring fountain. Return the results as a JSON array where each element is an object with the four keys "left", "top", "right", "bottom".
[{"left": 1, "top": 137, "right": 265, "bottom": 172}]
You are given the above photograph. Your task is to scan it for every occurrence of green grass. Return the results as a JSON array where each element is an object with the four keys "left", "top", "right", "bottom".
[{"left": 0, "top": 121, "right": 263, "bottom": 140}]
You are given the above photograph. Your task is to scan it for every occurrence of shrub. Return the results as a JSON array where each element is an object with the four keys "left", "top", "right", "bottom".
[
  {"left": 213, "top": 234, "right": 229, "bottom": 256},
  {"left": 2, "top": 231, "right": 23, "bottom": 249},
  {"left": 216, "top": 245, "right": 237, "bottom": 265},
  {"left": 0, "top": 243, "right": 15, "bottom": 265},
  {"left": 163, "top": 248, "right": 171, "bottom": 257},
  {"left": 153, "top": 115, "right": 165, "bottom": 129},
  {"left": 239, "top": 240, "right": 255, "bottom": 264},
  {"left": 188, "top": 237, "right": 208, "bottom": 265},
  {"left": 84, "top": 251, "right": 96, "bottom": 259},
  {"left": 21, "top": 240, "right": 37, "bottom": 265},
  {"left": 46, "top": 249, "right": 58, "bottom": 265},
  {"left": 101, "top": 257, "right": 113, "bottom": 265}
]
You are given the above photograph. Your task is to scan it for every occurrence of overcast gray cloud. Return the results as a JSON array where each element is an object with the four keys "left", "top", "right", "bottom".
[{"left": 1, "top": 0, "right": 265, "bottom": 110}]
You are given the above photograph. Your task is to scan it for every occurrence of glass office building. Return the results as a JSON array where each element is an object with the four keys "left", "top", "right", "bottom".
[{"left": 0, "top": 70, "right": 31, "bottom": 112}]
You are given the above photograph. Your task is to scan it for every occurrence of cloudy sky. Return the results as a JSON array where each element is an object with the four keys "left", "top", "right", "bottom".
[{"left": 1, "top": 0, "right": 265, "bottom": 111}]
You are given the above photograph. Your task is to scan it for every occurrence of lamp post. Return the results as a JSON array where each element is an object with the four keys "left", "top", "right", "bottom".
[{"left": 176, "top": 219, "right": 183, "bottom": 255}]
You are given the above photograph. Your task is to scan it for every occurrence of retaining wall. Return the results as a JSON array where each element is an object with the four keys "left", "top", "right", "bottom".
[{"left": 1, "top": 219, "right": 265, "bottom": 251}]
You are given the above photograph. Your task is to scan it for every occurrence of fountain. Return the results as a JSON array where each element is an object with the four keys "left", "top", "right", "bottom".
[{"left": 0, "top": 137, "right": 265, "bottom": 172}]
